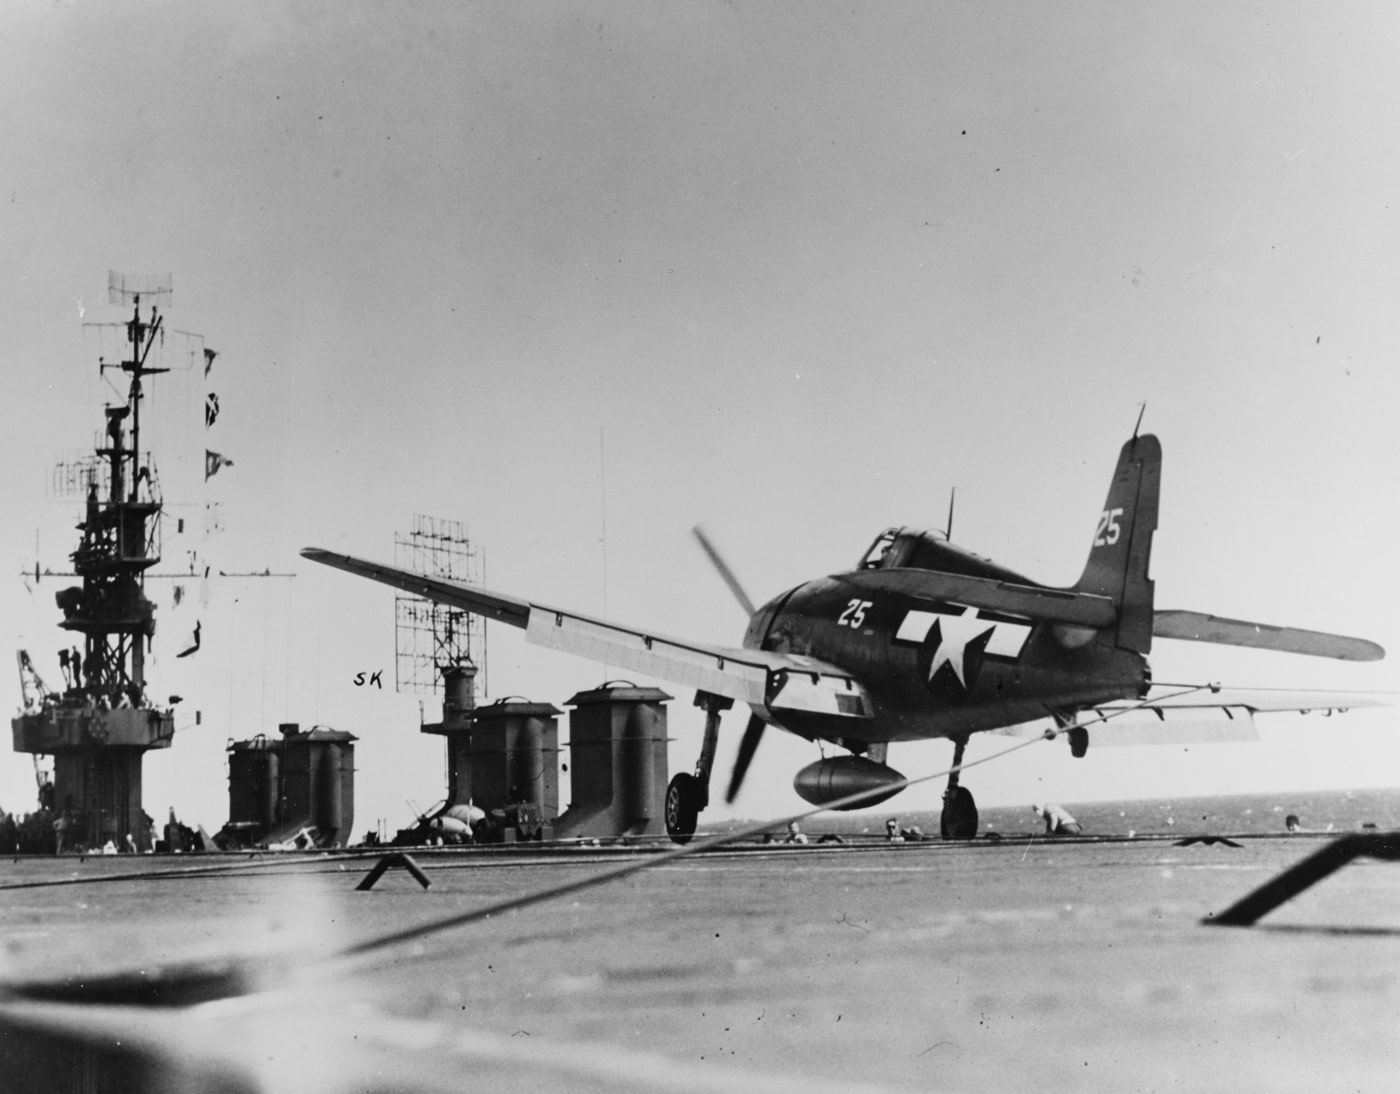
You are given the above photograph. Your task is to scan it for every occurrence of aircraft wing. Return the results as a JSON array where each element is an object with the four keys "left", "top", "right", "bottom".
[
  {"left": 302, "top": 548, "right": 533, "bottom": 626},
  {"left": 301, "top": 549, "right": 873, "bottom": 720},
  {"left": 1153, "top": 610, "right": 1384, "bottom": 661},
  {"left": 1096, "top": 686, "right": 1389, "bottom": 714},
  {"left": 1085, "top": 685, "right": 1389, "bottom": 744},
  {"left": 991, "top": 686, "right": 1389, "bottom": 746}
]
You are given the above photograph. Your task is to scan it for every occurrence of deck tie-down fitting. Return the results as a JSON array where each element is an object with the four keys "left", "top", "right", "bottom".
[{"left": 356, "top": 852, "right": 432, "bottom": 891}]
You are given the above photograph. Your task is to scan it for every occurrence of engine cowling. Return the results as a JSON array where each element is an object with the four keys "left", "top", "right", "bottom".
[{"left": 793, "top": 755, "right": 906, "bottom": 811}]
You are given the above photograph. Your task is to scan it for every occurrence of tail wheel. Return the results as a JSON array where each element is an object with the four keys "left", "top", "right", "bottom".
[
  {"left": 940, "top": 785, "right": 979, "bottom": 841},
  {"left": 666, "top": 773, "right": 700, "bottom": 844}
]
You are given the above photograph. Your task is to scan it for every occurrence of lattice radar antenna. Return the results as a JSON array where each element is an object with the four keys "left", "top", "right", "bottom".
[
  {"left": 393, "top": 514, "right": 486, "bottom": 699},
  {"left": 108, "top": 270, "right": 173, "bottom": 308}
]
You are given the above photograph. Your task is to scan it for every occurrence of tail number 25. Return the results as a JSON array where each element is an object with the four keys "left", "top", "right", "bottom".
[{"left": 1094, "top": 508, "right": 1124, "bottom": 547}]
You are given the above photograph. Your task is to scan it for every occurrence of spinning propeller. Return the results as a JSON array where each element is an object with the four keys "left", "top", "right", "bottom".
[
  {"left": 691, "top": 526, "right": 767, "bottom": 804},
  {"left": 725, "top": 713, "right": 768, "bottom": 804},
  {"left": 691, "top": 524, "right": 756, "bottom": 618}
]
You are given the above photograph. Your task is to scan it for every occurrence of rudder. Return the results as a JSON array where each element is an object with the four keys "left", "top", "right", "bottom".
[{"left": 1072, "top": 434, "right": 1160, "bottom": 653}]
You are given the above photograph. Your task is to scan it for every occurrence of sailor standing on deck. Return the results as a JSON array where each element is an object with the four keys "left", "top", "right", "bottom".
[{"left": 1031, "top": 803, "right": 1083, "bottom": 836}]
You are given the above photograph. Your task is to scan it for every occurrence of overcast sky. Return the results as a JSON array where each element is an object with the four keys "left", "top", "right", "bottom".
[{"left": 3, "top": 2, "right": 1397, "bottom": 832}]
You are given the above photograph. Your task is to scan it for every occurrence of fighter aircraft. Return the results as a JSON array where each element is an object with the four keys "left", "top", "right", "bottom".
[{"left": 302, "top": 432, "right": 1384, "bottom": 843}]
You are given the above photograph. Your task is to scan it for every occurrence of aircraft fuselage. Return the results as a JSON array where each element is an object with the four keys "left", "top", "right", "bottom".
[{"left": 743, "top": 571, "right": 1149, "bottom": 748}]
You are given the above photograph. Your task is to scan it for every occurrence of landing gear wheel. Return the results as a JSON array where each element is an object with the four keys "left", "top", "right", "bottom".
[
  {"left": 940, "top": 785, "right": 979, "bottom": 841},
  {"left": 1067, "top": 725, "right": 1089, "bottom": 758},
  {"left": 666, "top": 773, "right": 701, "bottom": 844}
]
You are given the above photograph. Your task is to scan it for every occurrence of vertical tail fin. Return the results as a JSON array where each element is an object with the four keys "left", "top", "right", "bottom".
[{"left": 1073, "top": 434, "right": 1161, "bottom": 653}]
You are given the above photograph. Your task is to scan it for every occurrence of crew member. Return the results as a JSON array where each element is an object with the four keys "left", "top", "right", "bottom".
[{"left": 1031, "top": 802, "right": 1083, "bottom": 836}]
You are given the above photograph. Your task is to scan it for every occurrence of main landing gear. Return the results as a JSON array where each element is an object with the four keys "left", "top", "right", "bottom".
[
  {"left": 940, "top": 735, "right": 979, "bottom": 840},
  {"left": 666, "top": 692, "right": 732, "bottom": 844},
  {"left": 1051, "top": 709, "right": 1090, "bottom": 758}
]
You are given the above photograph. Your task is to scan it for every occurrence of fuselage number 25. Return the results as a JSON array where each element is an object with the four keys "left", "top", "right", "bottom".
[
  {"left": 1094, "top": 508, "right": 1124, "bottom": 547},
  {"left": 838, "top": 599, "right": 873, "bottom": 628}
]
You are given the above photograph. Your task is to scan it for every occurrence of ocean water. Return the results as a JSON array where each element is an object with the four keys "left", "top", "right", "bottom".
[
  {"left": 757, "top": 786, "right": 1400, "bottom": 840},
  {"left": 976, "top": 786, "right": 1400, "bottom": 839}
]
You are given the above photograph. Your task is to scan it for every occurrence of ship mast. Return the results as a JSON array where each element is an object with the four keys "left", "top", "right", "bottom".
[
  {"left": 77, "top": 294, "right": 169, "bottom": 706},
  {"left": 12, "top": 278, "right": 186, "bottom": 853}
]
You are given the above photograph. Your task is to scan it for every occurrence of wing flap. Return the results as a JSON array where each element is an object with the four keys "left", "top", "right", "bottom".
[
  {"left": 524, "top": 608, "right": 769, "bottom": 706},
  {"left": 1081, "top": 705, "right": 1261, "bottom": 745},
  {"left": 525, "top": 609, "right": 876, "bottom": 717},
  {"left": 1153, "top": 610, "right": 1384, "bottom": 662},
  {"left": 766, "top": 667, "right": 874, "bottom": 719}
]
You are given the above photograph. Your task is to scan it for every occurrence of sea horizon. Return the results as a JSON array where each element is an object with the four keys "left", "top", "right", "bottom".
[{"left": 723, "top": 785, "right": 1400, "bottom": 841}]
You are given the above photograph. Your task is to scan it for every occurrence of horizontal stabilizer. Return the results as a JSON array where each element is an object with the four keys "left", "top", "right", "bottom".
[{"left": 1153, "top": 610, "right": 1384, "bottom": 662}]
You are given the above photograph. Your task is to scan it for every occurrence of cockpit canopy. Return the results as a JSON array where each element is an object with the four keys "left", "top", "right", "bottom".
[
  {"left": 857, "top": 526, "right": 1029, "bottom": 584},
  {"left": 859, "top": 526, "right": 947, "bottom": 569}
]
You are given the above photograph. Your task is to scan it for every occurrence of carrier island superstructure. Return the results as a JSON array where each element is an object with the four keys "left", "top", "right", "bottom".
[{"left": 12, "top": 291, "right": 180, "bottom": 851}]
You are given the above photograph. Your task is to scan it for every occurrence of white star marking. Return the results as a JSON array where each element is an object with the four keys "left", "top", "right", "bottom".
[{"left": 927, "top": 607, "right": 996, "bottom": 688}]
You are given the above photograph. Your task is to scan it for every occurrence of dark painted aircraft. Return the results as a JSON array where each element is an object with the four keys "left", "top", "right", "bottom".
[{"left": 302, "top": 433, "right": 1384, "bottom": 843}]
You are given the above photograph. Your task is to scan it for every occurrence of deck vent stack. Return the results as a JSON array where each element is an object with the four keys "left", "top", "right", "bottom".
[
  {"left": 221, "top": 725, "right": 356, "bottom": 848},
  {"left": 554, "top": 683, "right": 671, "bottom": 840},
  {"left": 426, "top": 693, "right": 560, "bottom": 842}
]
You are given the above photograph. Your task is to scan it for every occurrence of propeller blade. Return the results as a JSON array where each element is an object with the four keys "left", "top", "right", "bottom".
[
  {"left": 692, "top": 525, "right": 756, "bottom": 618},
  {"left": 725, "top": 713, "right": 767, "bottom": 803}
]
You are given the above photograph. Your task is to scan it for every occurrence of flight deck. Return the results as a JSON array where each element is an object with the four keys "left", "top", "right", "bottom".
[{"left": 1, "top": 830, "right": 1397, "bottom": 1093}]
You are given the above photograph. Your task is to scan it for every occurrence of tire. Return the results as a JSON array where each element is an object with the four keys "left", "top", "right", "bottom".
[
  {"left": 665, "top": 773, "right": 700, "bottom": 844},
  {"left": 1067, "top": 725, "right": 1089, "bottom": 758},
  {"left": 940, "top": 785, "right": 979, "bottom": 841}
]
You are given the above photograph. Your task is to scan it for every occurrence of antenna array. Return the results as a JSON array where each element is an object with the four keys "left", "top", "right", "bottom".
[{"left": 393, "top": 514, "right": 486, "bottom": 698}]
